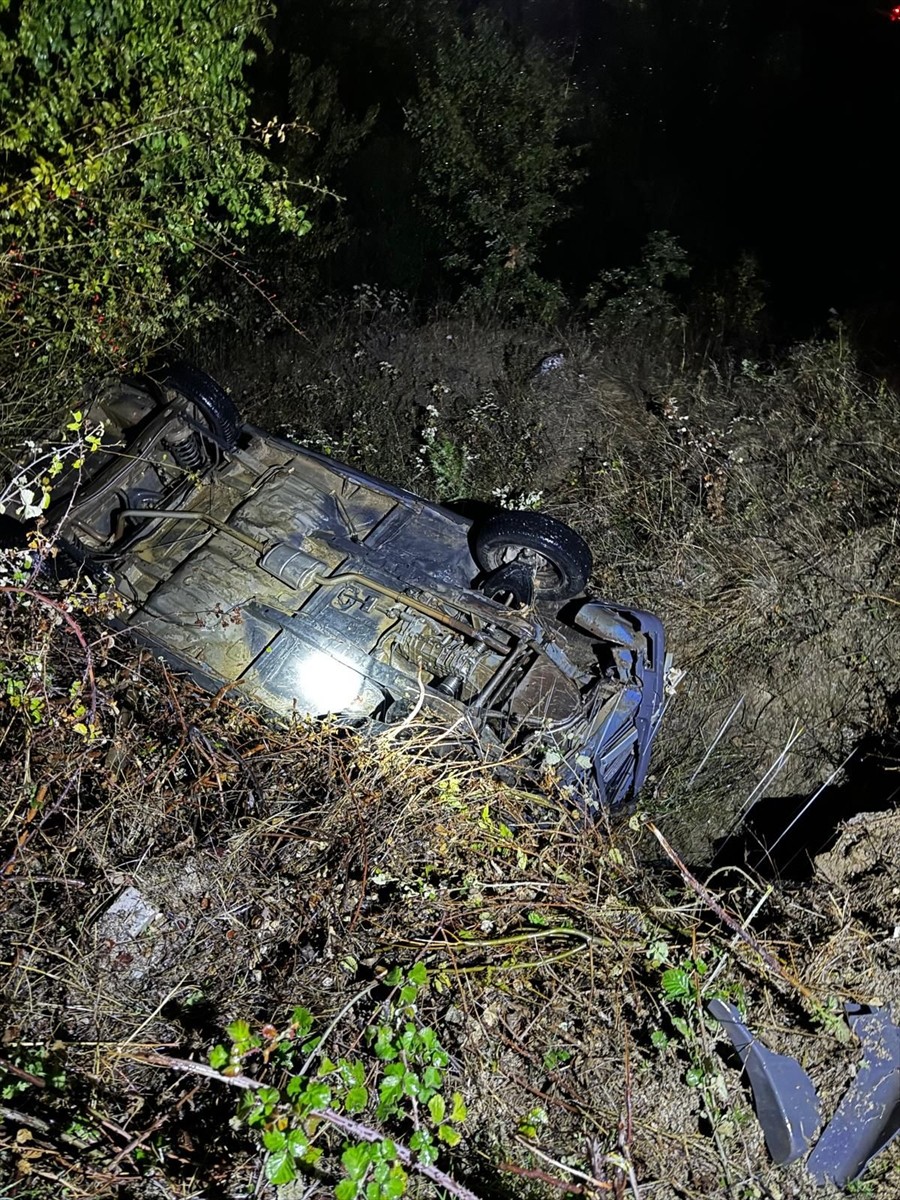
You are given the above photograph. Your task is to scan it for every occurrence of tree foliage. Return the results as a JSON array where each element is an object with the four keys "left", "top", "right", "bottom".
[
  {"left": 405, "top": 12, "right": 583, "bottom": 319},
  {"left": 281, "top": 53, "right": 378, "bottom": 272},
  {"left": 0, "top": 0, "right": 310, "bottom": 432}
]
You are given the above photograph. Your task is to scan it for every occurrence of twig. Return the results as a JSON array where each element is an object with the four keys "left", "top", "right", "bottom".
[
  {"left": 297, "top": 980, "right": 378, "bottom": 1077},
  {"left": 761, "top": 749, "right": 855, "bottom": 865},
  {"left": 0, "top": 1054, "right": 46, "bottom": 1087},
  {"left": 499, "top": 1161, "right": 589, "bottom": 1192},
  {"left": 737, "top": 720, "right": 803, "bottom": 822},
  {"left": 106, "top": 1084, "right": 201, "bottom": 1170},
  {"left": 128, "top": 1051, "right": 485, "bottom": 1200},
  {"left": 1, "top": 772, "right": 81, "bottom": 877},
  {"left": 0, "top": 1101, "right": 94, "bottom": 1149},
  {"left": 701, "top": 876, "right": 773, "bottom": 992},
  {"left": 646, "top": 822, "right": 811, "bottom": 998},
  {"left": 513, "top": 1136, "right": 612, "bottom": 1191},
  {"left": 688, "top": 697, "right": 744, "bottom": 787}
]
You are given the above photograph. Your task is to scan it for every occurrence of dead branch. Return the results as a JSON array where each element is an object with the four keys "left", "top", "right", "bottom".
[{"left": 646, "top": 822, "right": 811, "bottom": 998}]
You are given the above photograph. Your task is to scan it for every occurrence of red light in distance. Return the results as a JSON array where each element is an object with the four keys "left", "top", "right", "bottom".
[{"left": 891, "top": 5, "right": 900, "bottom": 19}]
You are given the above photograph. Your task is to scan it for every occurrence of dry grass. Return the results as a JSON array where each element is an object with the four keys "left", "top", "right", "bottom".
[{"left": 0, "top": 576, "right": 897, "bottom": 1198}]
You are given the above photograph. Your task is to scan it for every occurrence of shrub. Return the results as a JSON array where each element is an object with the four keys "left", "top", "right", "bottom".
[
  {"left": 0, "top": 0, "right": 311, "bottom": 437},
  {"left": 405, "top": 11, "right": 583, "bottom": 320},
  {"left": 280, "top": 53, "right": 378, "bottom": 278},
  {"left": 586, "top": 230, "right": 691, "bottom": 338}
]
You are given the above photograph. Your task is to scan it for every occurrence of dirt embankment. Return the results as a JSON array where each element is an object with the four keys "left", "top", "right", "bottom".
[
  {"left": 210, "top": 305, "right": 900, "bottom": 862},
  {"left": 2, "top": 306, "right": 898, "bottom": 1197}
]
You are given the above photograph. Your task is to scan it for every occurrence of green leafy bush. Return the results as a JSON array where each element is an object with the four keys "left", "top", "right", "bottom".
[
  {"left": 280, "top": 53, "right": 378, "bottom": 275},
  {"left": 0, "top": 0, "right": 310, "bottom": 434},
  {"left": 586, "top": 230, "right": 691, "bottom": 338},
  {"left": 213, "top": 965, "right": 468, "bottom": 1193},
  {"left": 405, "top": 12, "right": 582, "bottom": 319}
]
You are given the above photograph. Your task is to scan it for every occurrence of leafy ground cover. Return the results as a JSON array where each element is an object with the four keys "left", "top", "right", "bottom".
[{"left": 1, "top": 301, "right": 899, "bottom": 1198}]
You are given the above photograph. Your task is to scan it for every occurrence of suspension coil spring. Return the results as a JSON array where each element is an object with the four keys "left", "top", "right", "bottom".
[{"left": 165, "top": 430, "right": 204, "bottom": 470}]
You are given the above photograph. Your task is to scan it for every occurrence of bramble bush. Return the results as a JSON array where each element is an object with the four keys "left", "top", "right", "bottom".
[
  {"left": 213, "top": 965, "right": 469, "bottom": 1194},
  {"left": 0, "top": 0, "right": 311, "bottom": 437}
]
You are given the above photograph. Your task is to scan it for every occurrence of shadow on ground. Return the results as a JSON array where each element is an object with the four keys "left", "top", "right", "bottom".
[{"left": 712, "top": 718, "right": 900, "bottom": 879}]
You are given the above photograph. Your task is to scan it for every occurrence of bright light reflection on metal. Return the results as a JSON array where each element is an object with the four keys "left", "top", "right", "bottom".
[{"left": 288, "top": 648, "right": 368, "bottom": 715}]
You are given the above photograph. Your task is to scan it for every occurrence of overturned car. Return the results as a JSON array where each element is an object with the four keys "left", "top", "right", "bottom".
[{"left": 29, "top": 365, "right": 667, "bottom": 808}]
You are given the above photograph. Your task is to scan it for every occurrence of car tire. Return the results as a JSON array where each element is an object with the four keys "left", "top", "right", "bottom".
[
  {"left": 163, "top": 362, "right": 242, "bottom": 451},
  {"left": 473, "top": 510, "right": 593, "bottom": 602}
]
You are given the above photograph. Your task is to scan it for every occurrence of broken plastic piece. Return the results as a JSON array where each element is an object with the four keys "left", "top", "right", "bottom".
[
  {"left": 708, "top": 998, "right": 821, "bottom": 1164},
  {"left": 806, "top": 1003, "right": 900, "bottom": 1187}
]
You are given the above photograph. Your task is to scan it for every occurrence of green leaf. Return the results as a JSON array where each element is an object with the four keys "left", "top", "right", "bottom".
[
  {"left": 671, "top": 1015, "right": 691, "bottom": 1040},
  {"left": 340, "top": 1059, "right": 366, "bottom": 1087},
  {"left": 647, "top": 940, "right": 670, "bottom": 966},
  {"left": 422, "top": 1066, "right": 443, "bottom": 1091},
  {"left": 208, "top": 1044, "right": 228, "bottom": 1070},
  {"left": 265, "top": 1146, "right": 296, "bottom": 1186},
  {"left": 372, "top": 1028, "right": 398, "bottom": 1061},
  {"left": 336, "top": 1180, "right": 359, "bottom": 1200},
  {"left": 291, "top": 1006, "right": 314, "bottom": 1036},
  {"left": 662, "top": 967, "right": 692, "bottom": 1000},
  {"left": 257, "top": 1086, "right": 281, "bottom": 1113},
  {"left": 410, "top": 1129, "right": 438, "bottom": 1165},
  {"left": 227, "top": 1019, "right": 252, "bottom": 1045},
  {"left": 427, "top": 1094, "right": 446, "bottom": 1124},
  {"left": 438, "top": 1123, "right": 462, "bottom": 1147},
  {"left": 344, "top": 1084, "right": 368, "bottom": 1113},
  {"left": 342, "top": 1143, "right": 372, "bottom": 1181},
  {"left": 407, "top": 962, "right": 428, "bottom": 986},
  {"left": 301, "top": 1080, "right": 331, "bottom": 1109},
  {"left": 287, "top": 1127, "right": 310, "bottom": 1155},
  {"left": 450, "top": 1092, "right": 468, "bottom": 1122},
  {"left": 373, "top": 1163, "right": 407, "bottom": 1199}
]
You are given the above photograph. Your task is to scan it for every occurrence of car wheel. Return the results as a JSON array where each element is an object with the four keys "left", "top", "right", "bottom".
[
  {"left": 163, "top": 362, "right": 242, "bottom": 451},
  {"left": 473, "top": 510, "right": 593, "bottom": 602}
]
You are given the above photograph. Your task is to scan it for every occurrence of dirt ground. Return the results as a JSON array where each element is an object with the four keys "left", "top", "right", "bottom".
[{"left": 2, "top": 303, "right": 899, "bottom": 1198}]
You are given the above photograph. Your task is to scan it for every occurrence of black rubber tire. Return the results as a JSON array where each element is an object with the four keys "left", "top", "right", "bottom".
[
  {"left": 473, "top": 510, "right": 593, "bottom": 602},
  {"left": 163, "top": 362, "right": 242, "bottom": 451}
]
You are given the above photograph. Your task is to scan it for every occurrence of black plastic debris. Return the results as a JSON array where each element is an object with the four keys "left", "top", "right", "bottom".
[
  {"left": 806, "top": 1003, "right": 900, "bottom": 1188},
  {"left": 707, "top": 998, "right": 822, "bottom": 1164}
]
